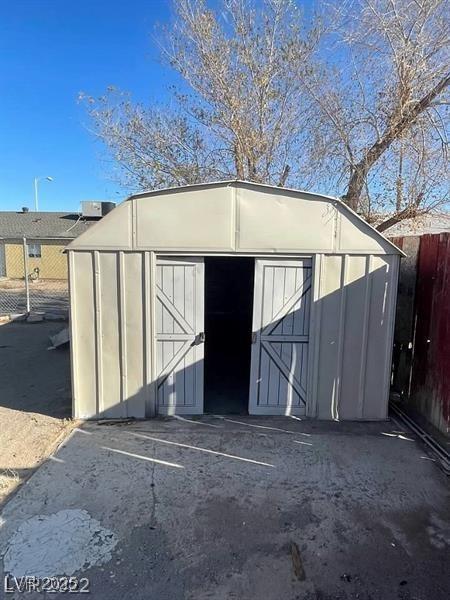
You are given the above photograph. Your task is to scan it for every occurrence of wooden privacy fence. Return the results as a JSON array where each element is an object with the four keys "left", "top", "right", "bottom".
[{"left": 390, "top": 233, "right": 450, "bottom": 436}]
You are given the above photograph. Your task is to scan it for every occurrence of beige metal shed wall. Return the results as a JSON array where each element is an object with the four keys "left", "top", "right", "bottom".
[
  {"left": 69, "top": 248, "right": 399, "bottom": 420},
  {"left": 312, "top": 253, "right": 399, "bottom": 420},
  {"left": 69, "top": 250, "right": 149, "bottom": 419}
]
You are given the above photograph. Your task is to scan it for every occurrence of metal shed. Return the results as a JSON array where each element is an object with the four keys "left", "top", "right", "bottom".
[{"left": 67, "top": 181, "right": 403, "bottom": 420}]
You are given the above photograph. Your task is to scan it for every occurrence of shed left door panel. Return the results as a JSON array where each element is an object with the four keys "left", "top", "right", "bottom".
[{"left": 156, "top": 257, "right": 204, "bottom": 414}]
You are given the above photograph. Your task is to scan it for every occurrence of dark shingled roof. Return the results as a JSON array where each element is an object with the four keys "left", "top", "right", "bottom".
[{"left": 0, "top": 212, "right": 94, "bottom": 240}]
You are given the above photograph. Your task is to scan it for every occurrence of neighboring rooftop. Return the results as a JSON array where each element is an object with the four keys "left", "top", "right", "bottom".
[
  {"left": 385, "top": 212, "right": 450, "bottom": 237},
  {"left": 0, "top": 211, "right": 94, "bottom": 240}
]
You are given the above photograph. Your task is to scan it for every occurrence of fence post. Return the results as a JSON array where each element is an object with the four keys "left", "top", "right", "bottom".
[{"left": 22, "top": 236, "right": 30, "bottom": 313}]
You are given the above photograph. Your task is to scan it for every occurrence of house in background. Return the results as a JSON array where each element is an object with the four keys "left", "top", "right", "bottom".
[
  {"left": 0, "top": 202, "right": 114, "bottom": 280},
  {"left": 385, "top": 212, "right": 450, "bottom": 237}
]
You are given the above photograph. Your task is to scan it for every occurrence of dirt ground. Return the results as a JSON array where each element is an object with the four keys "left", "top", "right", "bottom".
[
  {"left": 0, "top": 278, "right": 69, "bottom": 315},
  {"left": 0, "top": 321, "right": 75, "bottom": 506}
]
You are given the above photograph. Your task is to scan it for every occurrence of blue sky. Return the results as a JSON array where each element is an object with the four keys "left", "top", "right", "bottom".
[{"left": 0, "top": 0, "right": 174, "bottom": 212}]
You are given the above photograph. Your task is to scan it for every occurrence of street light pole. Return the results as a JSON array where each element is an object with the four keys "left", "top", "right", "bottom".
[
  {"left": 34, "top": 178, "right": 39, "bottom": 212},
  {"left": 34, "top": 176, "right": 53, "bottom": 211}
]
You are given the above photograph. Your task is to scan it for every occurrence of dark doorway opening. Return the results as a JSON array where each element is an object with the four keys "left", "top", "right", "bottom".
[{"left": 204, "top": 257, "right": 255, "bottom": 414}]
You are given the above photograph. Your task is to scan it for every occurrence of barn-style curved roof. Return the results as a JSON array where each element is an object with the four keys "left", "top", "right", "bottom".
[{"left": 67, "top": 180, "right": 403, "bottom": 255}]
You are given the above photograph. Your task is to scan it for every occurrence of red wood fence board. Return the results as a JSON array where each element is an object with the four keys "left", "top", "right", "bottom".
[{"left": 408, "top": 233, "right": 450, "bottom": 434}]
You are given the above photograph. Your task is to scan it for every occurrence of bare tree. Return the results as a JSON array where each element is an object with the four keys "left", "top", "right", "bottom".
[
  {"left": 84, "top": 0, "right": 449, "bottom": 230},
  {"left": 80, "top": 90, "right": 225, "bottom": 190},
  {"left": 305, "top": 0, "right": 449, "bottom": 230},
  {"left": 82, "top": 0, "right": 320, "bottom": 191}
]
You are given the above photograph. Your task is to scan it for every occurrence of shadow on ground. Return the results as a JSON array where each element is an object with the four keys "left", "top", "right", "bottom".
[{"left": 0, "top": 320, "right": 71, "bottom": 417}]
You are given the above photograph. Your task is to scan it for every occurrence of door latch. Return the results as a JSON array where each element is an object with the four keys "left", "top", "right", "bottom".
[
  {"left": 194, "top": 332, "right": 205, "bottom": 345},
  {"left": 251, "top": 332, "right": 257, "bottom": 344}
]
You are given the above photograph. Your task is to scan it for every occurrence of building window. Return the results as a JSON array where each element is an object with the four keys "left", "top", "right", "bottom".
[{"left": 28, "top": 243, "right": 42, "bottom": 258}]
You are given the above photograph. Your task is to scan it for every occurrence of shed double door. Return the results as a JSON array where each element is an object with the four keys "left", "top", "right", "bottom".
[
  {"left": 155, "top": 257, "right": 204, "bottom": 414},
  {"left": 155, "top": 256, "right": 311, "bottom": 416},
  {"left": 249, "top": 259, "right": 312, "bottom": 415}
]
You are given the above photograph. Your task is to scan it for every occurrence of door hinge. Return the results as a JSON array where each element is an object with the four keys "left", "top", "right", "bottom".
[{"left": 252, "top": 332, "right": 257, "bottom": 344}]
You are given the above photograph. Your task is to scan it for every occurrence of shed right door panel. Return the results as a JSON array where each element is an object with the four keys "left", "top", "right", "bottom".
[{"left": 249, "top": 259, "right": 312, "bottom": 415}]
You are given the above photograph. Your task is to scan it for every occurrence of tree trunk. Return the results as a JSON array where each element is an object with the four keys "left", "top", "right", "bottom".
[{"left": 233, "top": 141, "right": 245, "bottom": 179}]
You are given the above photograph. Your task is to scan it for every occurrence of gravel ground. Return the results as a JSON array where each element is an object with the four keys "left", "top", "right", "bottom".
[{"left": 0, "top": 321, "right": 75, "bottom": 507}]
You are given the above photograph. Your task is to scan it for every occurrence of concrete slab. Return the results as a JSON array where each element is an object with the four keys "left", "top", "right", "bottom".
[{"left": 0, "top": 417, "right": 449, "bottom": 599}]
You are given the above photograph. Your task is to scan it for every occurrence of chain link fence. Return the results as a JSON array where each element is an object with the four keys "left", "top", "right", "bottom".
[{"left": 0, "top": 237, "right": 69, "bottom": 318}]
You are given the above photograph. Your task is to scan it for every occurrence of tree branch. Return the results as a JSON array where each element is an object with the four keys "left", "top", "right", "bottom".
[
  {"left": 344, "top": 72, "right": 450, "bottom": 211},
  {"left": 278, "top": 164, "right": 290, "bottom": 187},
  {"left": 376, "top": 205, "right": 426, "bottom": 233}
]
